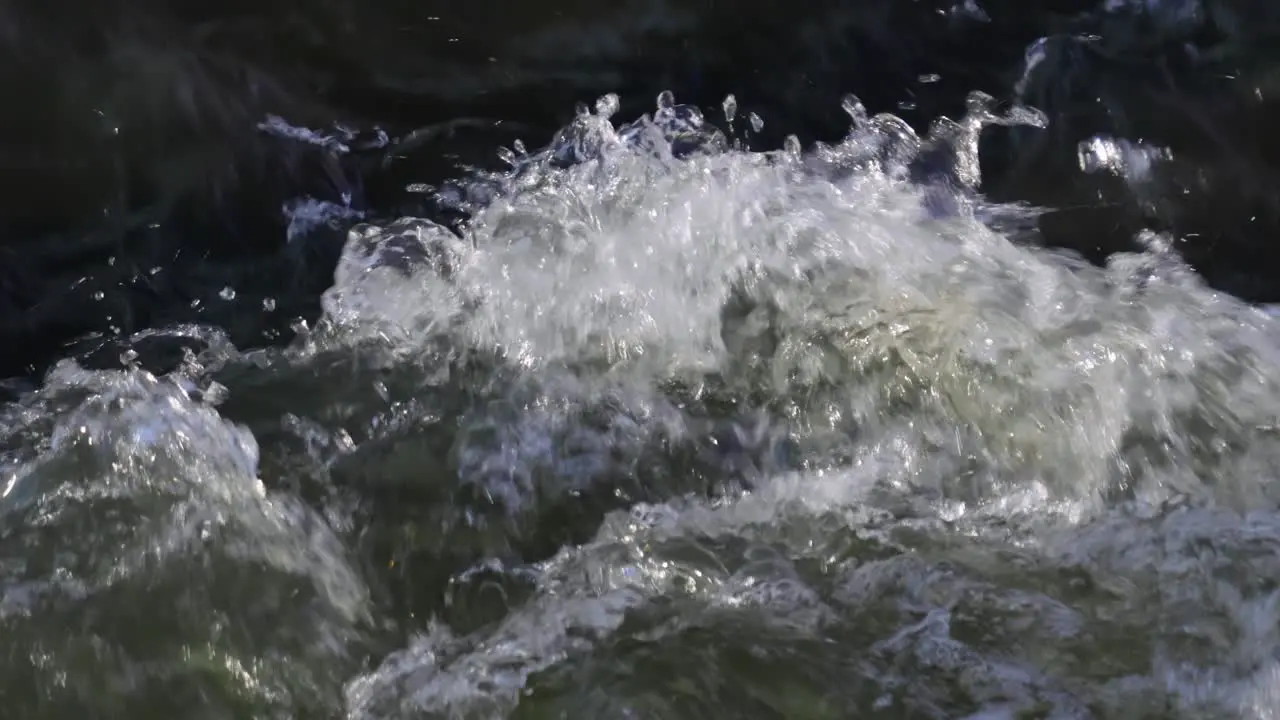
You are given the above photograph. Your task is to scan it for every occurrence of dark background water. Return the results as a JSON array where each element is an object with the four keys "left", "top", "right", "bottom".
[{"left": 2, "top": 0, "right": 1279, "bottom": 380}]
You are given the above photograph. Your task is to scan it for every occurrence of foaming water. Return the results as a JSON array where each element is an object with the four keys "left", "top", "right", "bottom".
[
  {"left": 7, "top": 91, "right": 1280, "bottom": 718},
  {"left": 0, "top": 363, "right": 370, "bottom": 716}
]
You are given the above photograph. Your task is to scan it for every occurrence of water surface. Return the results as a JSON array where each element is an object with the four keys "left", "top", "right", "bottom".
[{"left": 3, "top": 90, "right": 1280, "bottom": 718}]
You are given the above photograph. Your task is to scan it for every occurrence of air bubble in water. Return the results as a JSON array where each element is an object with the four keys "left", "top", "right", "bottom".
[{"left": 722, "top": 94, "right": 738, "bottom": 123}]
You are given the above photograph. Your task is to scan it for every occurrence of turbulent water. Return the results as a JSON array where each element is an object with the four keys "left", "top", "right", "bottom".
[{"left": 5, "top": 89, "right": 1280, "bottom": 719}]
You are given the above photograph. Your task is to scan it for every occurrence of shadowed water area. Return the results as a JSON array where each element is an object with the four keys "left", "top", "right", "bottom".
[{"left": 5, "top": 1, "right": 1280, "bottom": 718}]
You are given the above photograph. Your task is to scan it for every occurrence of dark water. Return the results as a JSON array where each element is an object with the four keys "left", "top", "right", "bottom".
[{"left": 4, "top": 1, "right": 1280, "bottom": 718}]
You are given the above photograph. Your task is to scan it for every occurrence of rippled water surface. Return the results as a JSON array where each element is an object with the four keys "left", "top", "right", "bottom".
[{"left": 5, "top": 91, "right": 1280, "bottom": 719}]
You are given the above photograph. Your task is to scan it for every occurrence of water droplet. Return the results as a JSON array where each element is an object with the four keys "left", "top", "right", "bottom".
[
  {"left": 262, "top": 297, "right": 277, "bottom": 312},
  {"left": 748, "top": 112, "right": 764, "bottom": 133},
  {"left": 333, "top": 428, "right": 355, "bottom": 453},
  {"left": 219, "top": 287, "right": 236, "bottom": 301},
  {"left": 595, "top": 93, "right": 620, "bottom": 119},
  {"left": 574, "top": 101, "right": 590, "bottom": 118},
  {"left": 1078, "top": 137, "right": 1117, "bottom": 174},
  {"left": 722, "top": 94, "right": 738, "bottom": 123},
  {"left": 783, "top": 135, "right": 802, "bottom": 156},
  {"left": 119, "top": 349, "right": 138, "bottom": 366},
  {"left": 290, "top": 318, "right": 310, "bottom": 336},
  {"left": 657, "top": 90, "right": 676, "bottom": 111},
  {"left": 497, "top": 146, "right": 517, "bottom": 166},
  {"left": 512, "top": 139, "right": 527, "bottom": 155},
  {"left": 92, "top": 291, "right": 104, "bottom": 301}
]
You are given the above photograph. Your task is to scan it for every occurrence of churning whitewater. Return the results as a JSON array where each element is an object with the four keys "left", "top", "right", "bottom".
[{"left": 4, "top": 92, "right": 1280, "bottom": 719}]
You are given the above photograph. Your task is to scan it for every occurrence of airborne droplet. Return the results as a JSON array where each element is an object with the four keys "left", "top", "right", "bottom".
[{"left": 722, "top": 94, "right": 738, "bottom": 123}]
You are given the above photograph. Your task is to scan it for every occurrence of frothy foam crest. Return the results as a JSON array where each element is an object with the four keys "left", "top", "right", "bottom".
[
  {"left": 313, "top": 91, "right": 1280, "bottom": 513},
  {"left": 316, "top": 90, "right": 1036, "bottom": 364},
  {"left": 327, "top": 90, "right": 1280, "bottom": 718}
]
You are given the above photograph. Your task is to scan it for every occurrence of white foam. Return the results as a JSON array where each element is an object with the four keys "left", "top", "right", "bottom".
[{"left": 327, "top": 92, "right": 1280, "bottom": 717}]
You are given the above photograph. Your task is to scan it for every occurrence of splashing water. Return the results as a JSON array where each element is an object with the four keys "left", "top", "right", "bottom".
[{"left": 6, "top": 90, "right": 1280, "bottom": 719}]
